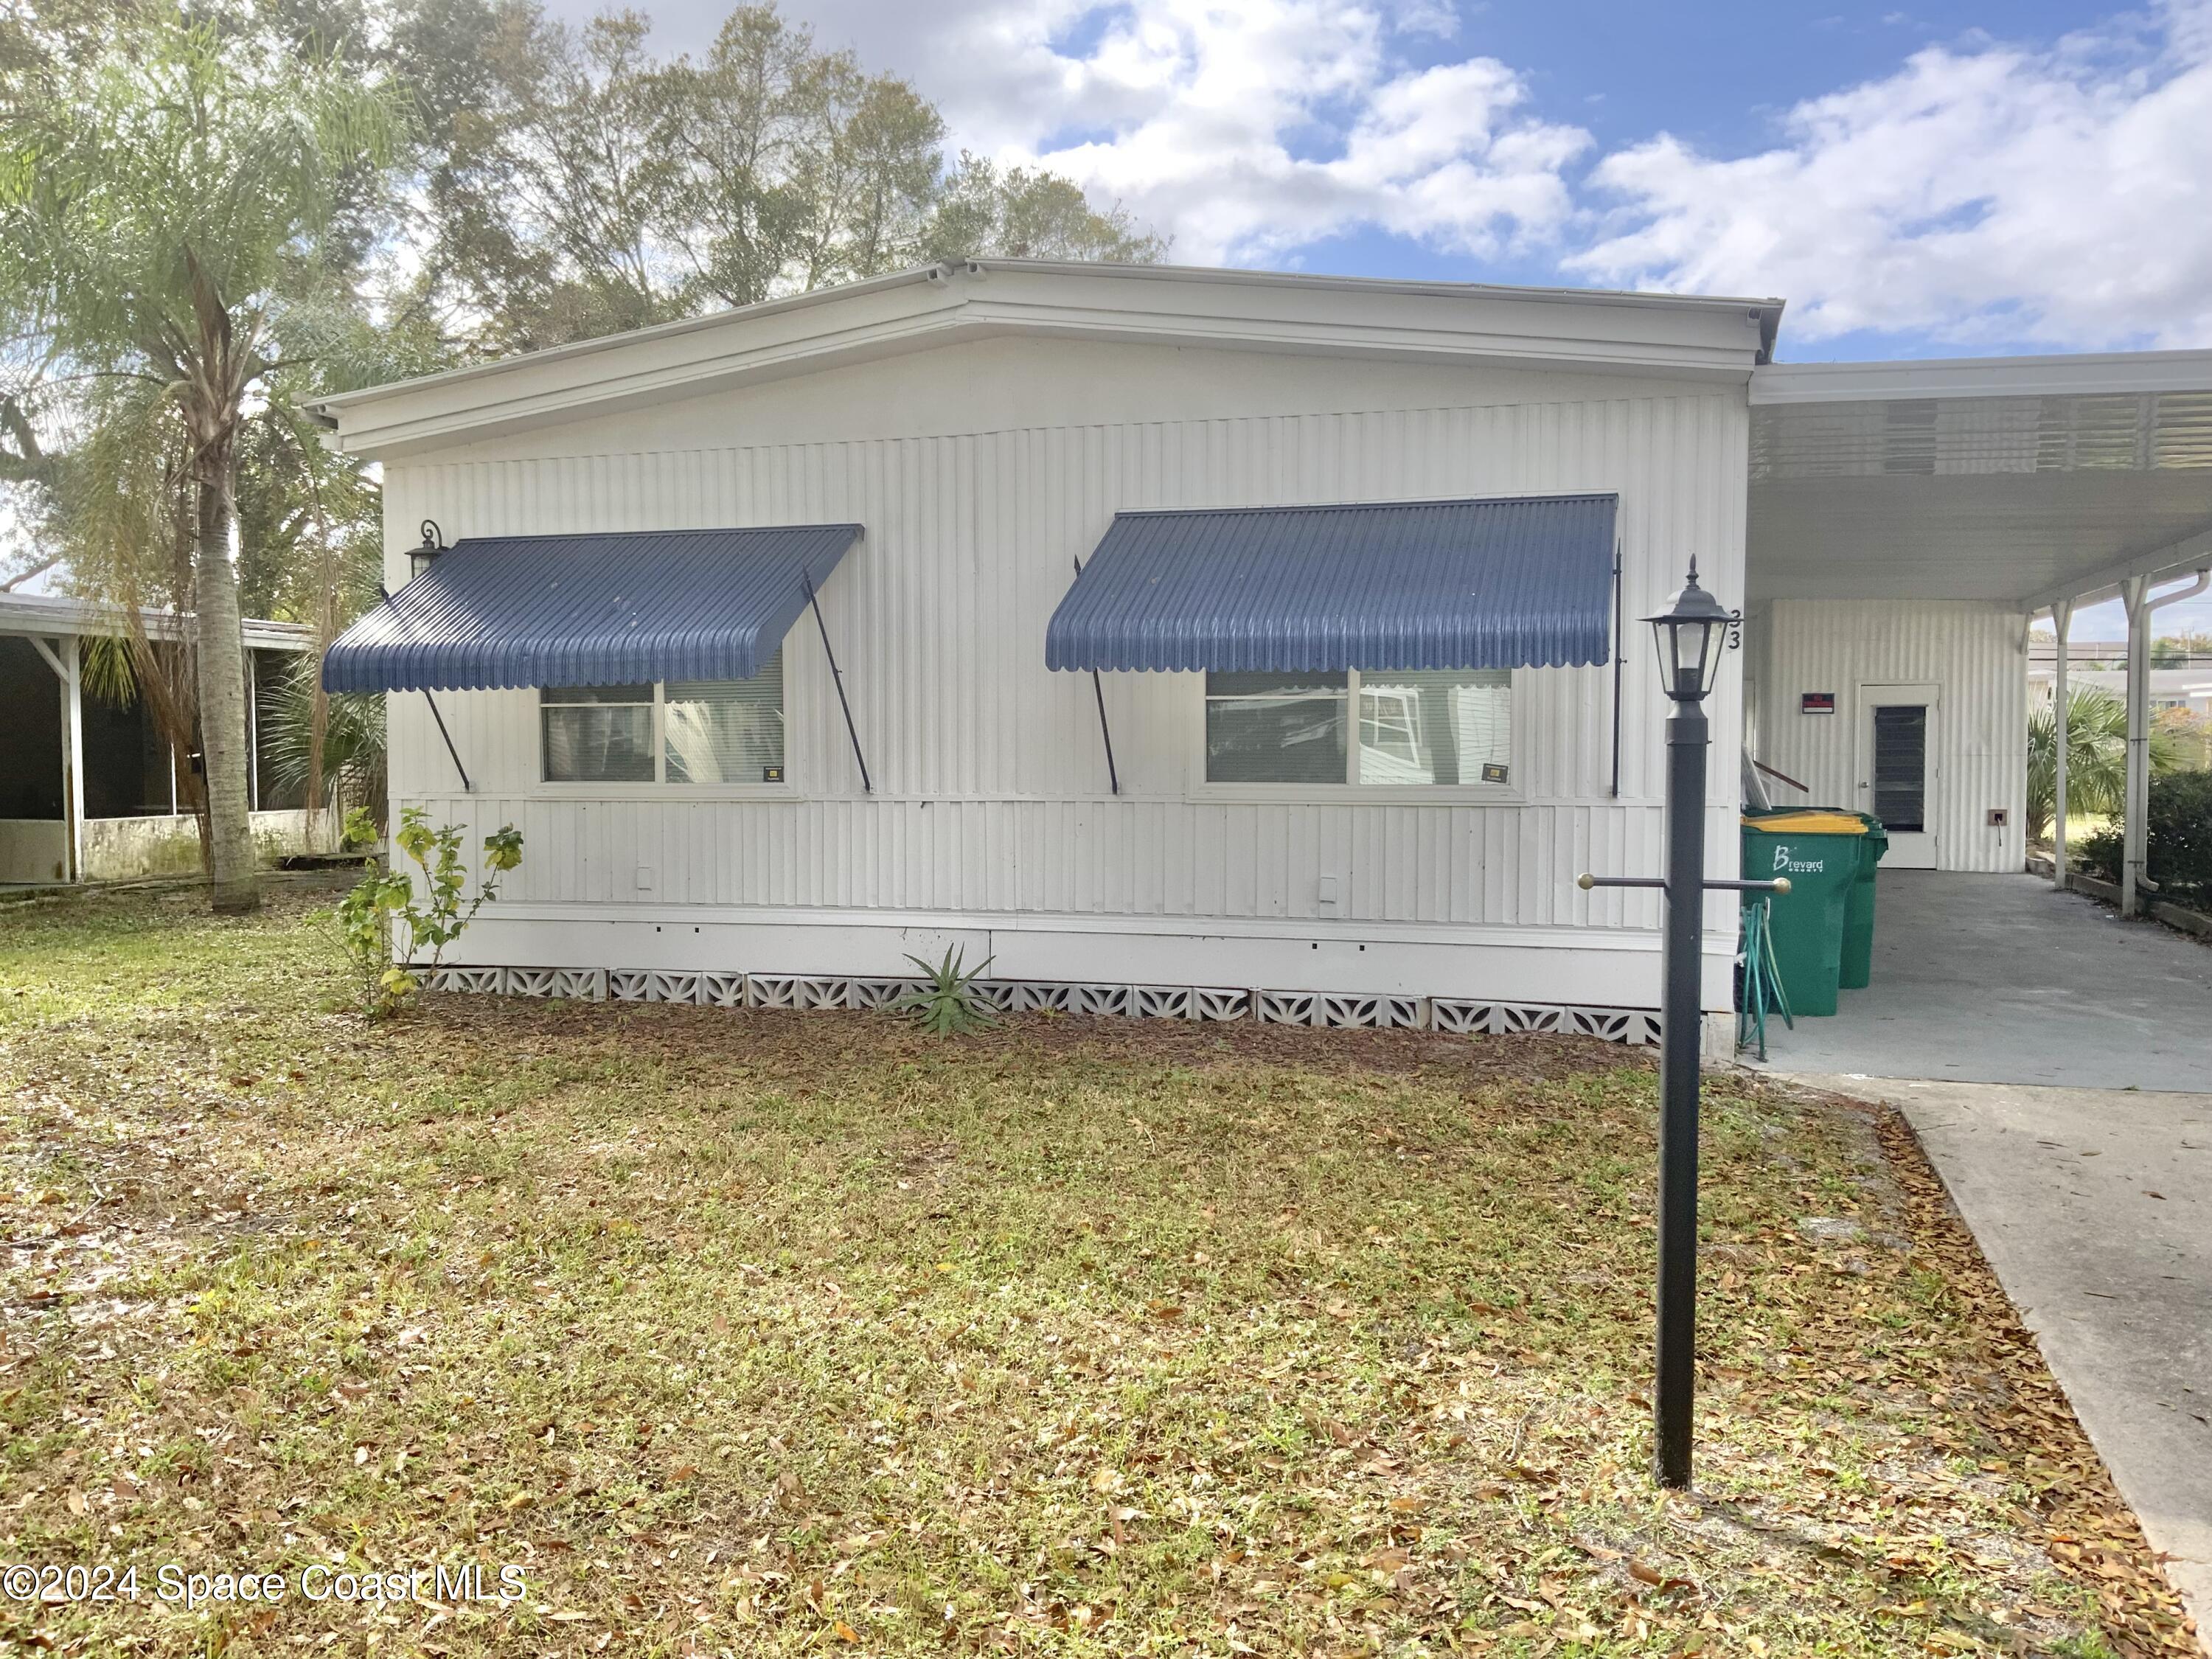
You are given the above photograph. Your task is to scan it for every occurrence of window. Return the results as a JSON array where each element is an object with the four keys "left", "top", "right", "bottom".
[
  {"left": 665, "top": 659, "right": 784, "bottom": 784},
  {"left": 542, "top": 685, "right": 654, "bottom": 783},
  {"left": 1204, "top": 668, "right": 1511, "bottom": 787},
  {"left": 540, "top": 653, "right": 784, "bottom": 785},
  {"left": 1206, "top": 672, "right": 1348, "bottom": 784}
]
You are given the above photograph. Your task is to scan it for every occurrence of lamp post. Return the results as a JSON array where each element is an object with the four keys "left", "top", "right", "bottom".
[{"left": 1579, "top": 558, "right": 1786, "bottom": 1489}]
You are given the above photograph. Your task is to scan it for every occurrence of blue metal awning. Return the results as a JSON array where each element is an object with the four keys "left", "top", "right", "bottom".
[
  {"left": 321, "top": 525, "right": 862, "bottom": 692},
  {"left": 1045, "top": 495, "right": 1617, "bottom": 672}
]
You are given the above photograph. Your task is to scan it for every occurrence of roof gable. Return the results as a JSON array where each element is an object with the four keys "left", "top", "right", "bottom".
[{"left": 314, "top": 261, "right": 1780, "bottom": 460}]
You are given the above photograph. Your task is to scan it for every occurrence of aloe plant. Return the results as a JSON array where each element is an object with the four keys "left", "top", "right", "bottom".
[{"left": 892, "top": 947, "right": 998, "bottom": 1035}]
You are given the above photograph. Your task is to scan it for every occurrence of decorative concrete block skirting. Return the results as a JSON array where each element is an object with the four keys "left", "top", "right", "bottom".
[{"left": 425, "top": 965, "right": 1662, "bottom": 1045}]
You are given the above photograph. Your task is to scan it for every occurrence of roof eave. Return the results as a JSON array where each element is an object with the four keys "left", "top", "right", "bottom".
[
  {"left": 1752, "top": 346, "right": 2212, "bottom": 405},
  {"left": 317, "top": 262, "right": 1778, "bottom": 462}
]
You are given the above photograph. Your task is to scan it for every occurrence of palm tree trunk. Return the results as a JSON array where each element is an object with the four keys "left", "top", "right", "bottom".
[{"left": 193, "top": 436, "right": 260, "bottom": 913}]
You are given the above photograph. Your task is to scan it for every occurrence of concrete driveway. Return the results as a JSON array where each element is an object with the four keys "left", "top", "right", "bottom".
[
  {"left": 1756, "top": 870, "right": 2212, "bottom": 1092},
  {"left": 1756, "top": 872, "right": 2212, "bottom": 1642}
]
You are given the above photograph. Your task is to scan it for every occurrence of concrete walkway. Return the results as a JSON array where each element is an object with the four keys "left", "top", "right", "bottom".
[
  {"left": 1757, "top": 870, "right": 2212, "bottom": 1092},
  {"left": 1785, "top": 1076, "right": 2212, "bottom": 1644}
]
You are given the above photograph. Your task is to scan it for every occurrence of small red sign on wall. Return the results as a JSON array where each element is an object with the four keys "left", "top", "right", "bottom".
[{"left": 1801, "top": 692, "right": 1837, "bottom": 714}]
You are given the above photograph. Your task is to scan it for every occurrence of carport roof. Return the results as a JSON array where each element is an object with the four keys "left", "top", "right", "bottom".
[{"left": 1747, "top": 349, "right": 2212, "bottom": 611}]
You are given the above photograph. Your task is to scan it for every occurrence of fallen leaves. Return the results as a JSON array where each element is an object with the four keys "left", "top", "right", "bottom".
[{"left": 0, "top": 891, "right": 2198, "bottom": 1658}]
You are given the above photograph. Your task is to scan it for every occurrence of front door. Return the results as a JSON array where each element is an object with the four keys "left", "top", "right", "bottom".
[{"left": 1857, "top": 683, "right": 1938, "bottom": 869}]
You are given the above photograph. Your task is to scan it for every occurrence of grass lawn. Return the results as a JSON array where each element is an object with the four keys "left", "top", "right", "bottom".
[{"left": 0, "top": 883, "right": 2196, "bottom": 1658}]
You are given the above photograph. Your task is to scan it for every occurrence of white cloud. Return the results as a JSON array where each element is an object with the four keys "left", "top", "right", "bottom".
[
  {"left": 1568, "top": 2, "right": 2212, "bottom": 347},
  {"left": 581, "top": 0, "right": 2212, "bottom": 349},
  {"left": 790, "top": 0, "right": 1592, "bottom": 265}
]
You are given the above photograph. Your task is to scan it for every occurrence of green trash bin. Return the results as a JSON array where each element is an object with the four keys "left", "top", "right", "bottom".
[
  {"left": 1739, "top": 810, "right": 1870, "bottom": 1018},
  {"left": 1839, "top": 816, "right": 1888, "bottom": 991}
]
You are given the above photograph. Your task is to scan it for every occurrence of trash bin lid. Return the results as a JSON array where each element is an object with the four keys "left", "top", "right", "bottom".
[{"left": 1740, "top": 810, "right": 1870, "bottom": 835}]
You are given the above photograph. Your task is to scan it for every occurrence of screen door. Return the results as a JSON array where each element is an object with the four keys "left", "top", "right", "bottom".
[{"left": 1857, "top": 684, "right": 1938, "bottom": 868}]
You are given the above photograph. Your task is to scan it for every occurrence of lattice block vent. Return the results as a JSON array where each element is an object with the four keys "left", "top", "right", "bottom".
[
  {"left": 1498, "top": 1004, "right": 1563, "bottom": 1034},
  {"left": 645, "top": 971, "right": 700, "bottom": 1004},
  {"left": 552, "top": 969, "right": 606, "bottom": 1002},
  {"left": 1256, "top": 990, "right": 1318, "bottom": 1026},
  {"left": 795, "top": 978, "right": 849, "bottom": 1011},
  {"left": 504, "top": 968, "right": 559, "bottom": 998},
  {"left": 608, "top": 970, "right": 653, "bottom": 1003},
  {"left": 694, "top": 973, "right": 745, "bottom": 1008},
  {"left": 746, "top": 975, "right": 802, "bottom": 1009},
  {"left": 1317, "top": 993, "right": 1383, "bottom": 1028},
  {"left": 1194, "top": 987, "right": 1251, "bottom": 1022},
  {"left": 1017, "top": 982, "right": 1078, "bottom": 1012},
  {"left": 1068, "top": 983, "right": 1132, "bottom": 1017},
  {"left": 845, "top": 978, "right": 910, "bottom": 1010},
  {"left": 1566, "top": 1006, "right": 1659, "bottom": 1046},
  {"left": 431, "top": 966, "right": 504, "bottom": 995},
  {"left": 1133, "top": 985, "right": 1197, "bottom": 1020},
  {"left": 1427, "top": 998, "right": 1500, "bottom": 1034},
  {"left": 1315, "top": 993, "right": 1428, "bottom": 1029},
  {"left": 972, "top": 981, "right": 1023, "bottom": 1013}
]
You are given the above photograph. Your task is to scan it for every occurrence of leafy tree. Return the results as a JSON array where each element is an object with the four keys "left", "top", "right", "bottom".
[
  {"left": 2152, "top": 630, "right": 2212, "bottom": 666},
  {"left": 401, "top": 0, "right": 1164, "bottom": 356},
  {"left": 927, "top": 153, "right": 1165, "bottom": 265},
  {"left": 0, "top": 15, "right": 405, "bottom": 908},
  {"left": 2027, "top": 684, "right": 2181, "bottom": 842}
]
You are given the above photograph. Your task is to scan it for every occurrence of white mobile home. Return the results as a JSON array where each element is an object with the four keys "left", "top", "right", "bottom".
[{"left": 315, "top": 262, "right": 2212, "bottom": 1036}]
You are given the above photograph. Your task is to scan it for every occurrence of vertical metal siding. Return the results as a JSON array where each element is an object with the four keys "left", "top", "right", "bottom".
[
  {"left": 380, "top": 358, "right": 1747, "bottom": 939},
  {"left": 1749, "top": 599, "right": 2027, "bottom": 873}
]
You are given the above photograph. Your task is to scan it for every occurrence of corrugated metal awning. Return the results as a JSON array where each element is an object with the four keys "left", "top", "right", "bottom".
[
  {"left": 321, "top": 525, "right": 862, "bottom": 692},
  {"left": 1043, "top": 495, "right": 1617, "bottom": 672}
]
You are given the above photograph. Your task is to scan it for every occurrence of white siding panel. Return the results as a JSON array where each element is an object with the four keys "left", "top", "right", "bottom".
[
  {"left": 378, "top": 341, "right": 1747, "bottom": 1001},
  {"left": 1748, "top": 599, "right": 2027, "bottom": 872}
]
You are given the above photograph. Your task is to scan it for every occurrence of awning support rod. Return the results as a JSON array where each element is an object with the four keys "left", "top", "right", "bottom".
[
  {"left": 378, "top": 584, "right": 471, "bottom": 793},
  {"left": 1074, "top": 555, "right": 1120, "bottom": 795},
  {"left": 804, "top": 575, "right": 871, "bottom": 794}
]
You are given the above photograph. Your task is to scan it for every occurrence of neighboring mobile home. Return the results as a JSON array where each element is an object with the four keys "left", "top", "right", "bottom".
[
  {"left": 0, "top": 591, "right": 320, "bottom": 884},
  {"left": 315, "top": 261, "right": 2212, "bottom": 1037}
]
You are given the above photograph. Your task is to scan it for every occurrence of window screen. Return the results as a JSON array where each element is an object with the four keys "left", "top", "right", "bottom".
[
  {"left": 1357, "top": 670, "right": 1511, "bottom": 785},
  {"left": 541, "top": 685, "right": 653, "bottom": 783},
  {"left": 1204, "top": 669, "right": 1510, "bottom": 785},
  {"left": 665, "top": 653, "right": 785, "bottom": 784},
  {"left": 1205, "top": 672, "right": 1349, "bottom": 783}
]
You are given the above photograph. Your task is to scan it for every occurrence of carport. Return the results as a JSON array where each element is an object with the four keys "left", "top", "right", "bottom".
[
  {"left": 1752, "top": 869, "right": 2212, "bottom": 1091},
  {"left": 1744, "top": 348, "right": 2212, "bottom": 910}
]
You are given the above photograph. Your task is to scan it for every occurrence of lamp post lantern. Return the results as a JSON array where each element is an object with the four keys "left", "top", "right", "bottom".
[
  {"left": 408, "top": 521, "right": 446, "bottom": 584},
  {"left": 1578, "top": 558, "right": 1785, "bottom": 1489}
]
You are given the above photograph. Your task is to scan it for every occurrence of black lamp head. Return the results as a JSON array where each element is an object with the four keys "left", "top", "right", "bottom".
[
  {"left": 1644, "top": 557, "right": 1741, "bottom": 703},
  {"left": 408, "top": 520, "right": 445, "bottom": 583}
]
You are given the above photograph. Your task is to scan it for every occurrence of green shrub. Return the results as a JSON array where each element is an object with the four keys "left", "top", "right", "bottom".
[
  {"left": 336, "top": 806, "right": 523, "bottom": 1018},
  {"left": 2146, "top": 769, "right": 2212, "bottom": 905},
  {"left": 2075, "top": 825, "right": 2123, "bottom": 884},
  {"left": 2067, "top": 772, "right": 2212, "bottom": 908}
]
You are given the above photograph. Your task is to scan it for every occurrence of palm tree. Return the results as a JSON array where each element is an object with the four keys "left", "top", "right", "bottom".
[
  {"left": 0, "top": 20, "right": 400, "bottom": 910},
  {"left": 2027, "top": 684, "right": 2180, "bottom": 841}
]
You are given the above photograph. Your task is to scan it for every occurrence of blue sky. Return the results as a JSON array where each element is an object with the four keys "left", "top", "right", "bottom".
[
  {"left": 537, "top": 0, "right": 2212, "bottom": 633},
  {"left": 570, "top": 0, "right": 2212, "bottom": 364}
]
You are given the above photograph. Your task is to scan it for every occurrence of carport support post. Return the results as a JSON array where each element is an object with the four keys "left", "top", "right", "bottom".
[
  {"left": 2123, "top": 576, "right": 2149, "bottom": 917},
  {"left": 1655, "top": 693, "right": 1707, "bottom": 1489},
  {"left": 2120, "top": 568, "right": 2212, "bottom": 915},
  {"left": 65, "top": 637, "right": 83, "bottom": 883},
  {"left": 2050, "top": 599, "right": 2072, "bottom": 887}
]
